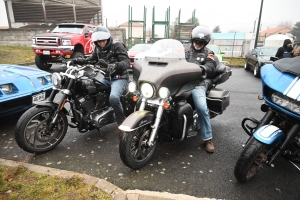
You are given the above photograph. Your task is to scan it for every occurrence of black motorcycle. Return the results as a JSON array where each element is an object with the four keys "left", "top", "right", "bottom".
[
  {"left": 15, "top": 59, "right": 136, "bottom": 153},
  {"left": 118, "top": 39, "right": 232, "bottom": 170}
]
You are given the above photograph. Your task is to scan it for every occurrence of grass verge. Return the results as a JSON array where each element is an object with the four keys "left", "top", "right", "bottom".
[
  {"left": 0, "top": 45, "right": 245, "bottom": 67},
  {"left": 0, "top": 164, "right": 111, "bottom": 200}
]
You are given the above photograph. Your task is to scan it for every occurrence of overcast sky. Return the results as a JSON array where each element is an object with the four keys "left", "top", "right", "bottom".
[{"left": 1, "top": 0, "right": 299, "bottom": 34}]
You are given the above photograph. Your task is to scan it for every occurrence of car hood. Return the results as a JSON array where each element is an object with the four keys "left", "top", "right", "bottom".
[
  {"left": 258, "top": 55, "right": 273, "bottom": 62},
  {"left": 0, "top": 65, "right": 50, "bottom": 81},
  {"left": 34, "top": 32, "right": 78, "bottom": 38}
]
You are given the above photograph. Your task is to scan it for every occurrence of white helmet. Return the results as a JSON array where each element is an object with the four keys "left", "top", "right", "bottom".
[{"left": 92, "top": 26, "right": 111, "bottom": 42}]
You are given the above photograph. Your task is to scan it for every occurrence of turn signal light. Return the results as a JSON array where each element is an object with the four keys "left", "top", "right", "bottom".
[
  {"left": 163, "top": 102, "right": 170, "bottom": 109},
  {"left": 132, "top": 96, "right": 138, "bottom": 102}
]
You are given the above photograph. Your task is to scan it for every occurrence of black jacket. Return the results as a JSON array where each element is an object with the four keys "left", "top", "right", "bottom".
[
  {"left": 185, "top": 46, "right": 217, "bottom": 82},
  {"left": 275, "top": 39, "right": 293, "bottom": 59},
  {"left": 85, "top": 39, "right": 130, "bottom": 79}
]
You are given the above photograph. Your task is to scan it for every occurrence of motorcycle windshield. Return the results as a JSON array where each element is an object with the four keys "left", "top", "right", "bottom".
[{"left": 134, "top": 39, "right": 203, "bottom": 96}]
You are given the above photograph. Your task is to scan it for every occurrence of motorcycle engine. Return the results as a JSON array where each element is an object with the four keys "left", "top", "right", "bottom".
[{"left": 77, "top": 92, "right": 109, "bottom": 113}]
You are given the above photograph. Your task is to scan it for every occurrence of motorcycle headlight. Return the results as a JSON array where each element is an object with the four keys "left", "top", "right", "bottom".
[
  {"left": 128, "top": 81, "right": 136, "bottom": 93},
  {"left": 141, "top": 82, "right": 155, "bottom": 99},
  {"left": 52, "top": 72, "right": 62, "bottom": 88},
  {"left": 158, "top": 87, "right": 170, "bottom": 99},
  {"left": 62, "top": 39, "right": 71, "bottom": 46},
  {"left": 271, "top": 92, "right": 300, "bottom": 115}
]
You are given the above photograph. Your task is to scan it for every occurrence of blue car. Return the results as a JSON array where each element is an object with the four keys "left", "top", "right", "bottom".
[{"left": 0, "top": 64, "right": 53, "bottom": 117}]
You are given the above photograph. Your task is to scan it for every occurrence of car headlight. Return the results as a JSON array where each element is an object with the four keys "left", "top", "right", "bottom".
[
  {"left": 37, "top": 77, "right": 46, "bottom": 85},
  {"left": 62, "top": 39, "right": 71, "bottom": 46},
  {"left": 128, "top": 81, "right": 136, "bottom": 93},
  {"left": 45, "top": 75, "right": 52, "bottom": 83},
  {"left": 140, "top": 82, "right": 155, "bottom": 99},
  {"left": 32, "top": 38, "right": 36, "bottom": 45},
  {"left": 158, "top": 87, "right": 170, "bottom": 99},
  {"left": 0, "top": 84, "right": 13, "bottom": 94},
  {"left": 271, "top": 92, "right": 300, "bottom": 115},
  {"left": 52, "top": 73, "right": 62, "bottom": 88}
]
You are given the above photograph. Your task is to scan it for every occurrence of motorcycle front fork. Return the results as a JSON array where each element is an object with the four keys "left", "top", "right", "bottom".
[{"left": 139, "top": 98, "right": 164, "bottom": 147}]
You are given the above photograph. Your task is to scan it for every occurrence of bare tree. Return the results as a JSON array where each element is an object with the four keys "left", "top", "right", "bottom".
[
  {"left": 213, "top": 25, "right": 221, "bottom": 33},
  {"left": 277, "top": 21, "right": 293, "bottom": 29}
]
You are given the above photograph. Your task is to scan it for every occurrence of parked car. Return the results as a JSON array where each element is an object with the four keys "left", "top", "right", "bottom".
[
  {"left": 128, "top": 43, "right": 153, "bottom": 70},
  {"left": 206, "top": 44, "right": 227, "bottom": 64},
  {"left": 0, "top": 64, "right": 53, "bottom": 117},
  {"left": 244, "top": 46, "right": 278, "bottom": 77}
]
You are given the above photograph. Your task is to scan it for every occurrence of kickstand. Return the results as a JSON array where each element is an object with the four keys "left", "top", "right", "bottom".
[
  {"left": 97, "top": 128, "right": 106, "bottom": 140},
  {"left": 287, "top": 159, "right": 300, "bottom": 171}
]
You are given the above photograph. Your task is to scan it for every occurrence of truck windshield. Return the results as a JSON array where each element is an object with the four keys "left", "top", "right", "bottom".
[{"left": 52, "top": 25, "right": 85, "bottom": 34}]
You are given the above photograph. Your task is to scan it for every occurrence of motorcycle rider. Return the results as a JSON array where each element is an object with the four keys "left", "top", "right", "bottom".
[
  {"left": 185, "top": 25, "right": 217, "bottom": 153},
  {"left": 71, "top": 26, "right": 130, "bottom": 126}
]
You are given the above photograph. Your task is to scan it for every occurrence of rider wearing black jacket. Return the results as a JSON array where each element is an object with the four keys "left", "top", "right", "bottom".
[
  {"left": 72, "top": 26, "right": 130, "bottom": 126},
  {"left": 185, "top": 25, "right": 217, "bottom": 153}
]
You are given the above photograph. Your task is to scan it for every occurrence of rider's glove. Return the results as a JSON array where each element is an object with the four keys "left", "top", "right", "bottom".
[
  {"left": 107, "top": 63, "right": 117, "bottom": 74},
  {"left": 199, "top": 65, "right": 207, "bottom": 79},
  {"left": 96, "top": 59, "right": 108, "bottom": 68}
]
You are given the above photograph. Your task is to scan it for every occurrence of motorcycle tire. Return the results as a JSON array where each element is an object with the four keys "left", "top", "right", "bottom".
[
  {"left": 234, "top": 137, "right": 268, "bottom": 183},
  {"left": 119, "top": 125, "right": 157, "bottom": 170},
  {"left": 15, "top": 106, "right": 68, "bottom": 154}
]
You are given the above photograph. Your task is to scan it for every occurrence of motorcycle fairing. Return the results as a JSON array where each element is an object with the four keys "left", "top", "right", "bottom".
[
  {"left": 119, "top": 110, "right": 154, "bottom": 132},
  {"left": 134, "top": 57, "right": 202, "bottom": 96},
  {"left": 253, "top": 125, "right": 284, "bottom": 145}
]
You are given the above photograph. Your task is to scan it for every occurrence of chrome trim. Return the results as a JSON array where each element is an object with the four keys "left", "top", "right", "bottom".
[{"left": 180, "top": 115, "right": 187, "bottom": 141}]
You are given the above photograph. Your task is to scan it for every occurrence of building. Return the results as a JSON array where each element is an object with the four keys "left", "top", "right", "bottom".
[{"left": 3, "top": 0, "right": 102, "bottom": 28}]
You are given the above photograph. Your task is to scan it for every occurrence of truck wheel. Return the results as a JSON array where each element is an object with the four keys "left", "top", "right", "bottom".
[
  {"left": 71, "top": 52, "right": 84, "bottom": 59},
  {"left": 35, "top": 55, "right": 52, "bottom": 70}
]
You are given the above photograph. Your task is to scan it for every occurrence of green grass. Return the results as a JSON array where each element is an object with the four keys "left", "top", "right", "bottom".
[
  {"left": 0, "top": 45, "right": 245, "bottom": 67},
  {"left": 0, "top": 164, "right": 111, "bottom": 200},
  {"left": 0, "top": 46, "right": 35, "bottom": 64}
]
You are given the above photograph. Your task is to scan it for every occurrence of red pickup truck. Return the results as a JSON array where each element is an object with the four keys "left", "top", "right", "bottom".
[{"left": 32, "top": 23, "right": 96, "bottom": 70}]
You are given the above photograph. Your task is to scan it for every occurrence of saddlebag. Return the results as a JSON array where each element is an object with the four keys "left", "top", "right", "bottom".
[{"left": 207, "top": 88, "right": 230, "bottom": 114}]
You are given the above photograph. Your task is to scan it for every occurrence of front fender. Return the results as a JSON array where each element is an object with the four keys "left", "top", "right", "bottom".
[
  {"left": 35, "top": 101, "right": 69, "bottom": 115},
  {"left": 253, "top": 125, "right": 284, "bottom": 145},
  {"left": 119, "top": 110, "right": 154, "bottom": 132}
]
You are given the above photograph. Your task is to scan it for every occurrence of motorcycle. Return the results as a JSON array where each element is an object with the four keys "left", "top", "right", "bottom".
[
  {"left": 234, "top": 56, "right": 300, "bottom": 183},
  {"left": 118, "top": 39, "right": 232, "bottom": 170},
  {"left": 15, "top": 59, "right": 136, "bottom": 153}
]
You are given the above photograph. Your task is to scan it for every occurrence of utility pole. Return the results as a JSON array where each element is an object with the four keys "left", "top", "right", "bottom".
[{"left": 254, "top": 0, "right": 264, "bottom": 48}]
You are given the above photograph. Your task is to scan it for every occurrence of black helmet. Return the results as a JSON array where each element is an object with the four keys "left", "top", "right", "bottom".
[
  {"left": 191, "top": 25, "right": 211, "bottom": 46},
  {"left": 92, "top": 26, "right": 112, "bottom": 50}
]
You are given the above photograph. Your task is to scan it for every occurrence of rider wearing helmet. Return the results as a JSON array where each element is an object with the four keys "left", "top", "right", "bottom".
[
  {"left": 72, "top": 26, "right": 130, "bottom": 126},
  {"left": 185, "top": 25, "right": 217, "bottom": 153}
]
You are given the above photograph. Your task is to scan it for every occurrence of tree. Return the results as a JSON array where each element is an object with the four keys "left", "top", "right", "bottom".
[
  {"left": 186, "top": 17, "right": 200, "bottom": 26},
  {"left": 169, "top": 17, "right": 179, "bottom": 39},
  {"left": 292, "top": 21, "right": 300, "bottom": 41},
  {"left": 212, "top": 25, "right": 221, "bottom": 33}
]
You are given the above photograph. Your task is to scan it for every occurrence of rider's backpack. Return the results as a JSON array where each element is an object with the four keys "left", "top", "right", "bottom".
[{"left": 283, "top": 47, "right": 292, "bottom": 58}]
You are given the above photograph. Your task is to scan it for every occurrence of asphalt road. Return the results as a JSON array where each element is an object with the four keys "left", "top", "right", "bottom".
[{"left": 1, "top": 65, "right": 300, "bottom": 200}]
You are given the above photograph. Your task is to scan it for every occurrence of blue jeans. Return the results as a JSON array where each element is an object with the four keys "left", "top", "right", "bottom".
[
  {"left": 99, "top": 78, "right": 129, "bottom": 125},
  {"left": 191, "top": 85, "right": 212, "bottom": 141}
]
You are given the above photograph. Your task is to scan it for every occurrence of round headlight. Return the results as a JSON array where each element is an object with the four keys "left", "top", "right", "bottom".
[
  {"left": 52, "top": 72, "right": 62, "bottom": 88},
  {"left": 141, "top": 83, "right": 155, "bottom": 99},
  {"left": 158, "top": 87, "right": 170, "bottom": 99},
  {"left": 128, "top": 81, "right": 137, "bottom": 93}
]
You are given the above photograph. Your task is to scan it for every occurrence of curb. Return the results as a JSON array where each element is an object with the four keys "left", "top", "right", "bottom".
[{"left": 0, "top": 158, "right": 215, "bottom": 200}]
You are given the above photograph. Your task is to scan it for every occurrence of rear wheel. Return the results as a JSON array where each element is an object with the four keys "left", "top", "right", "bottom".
[
  {"left": 35, "top": 55, "right": 52, "bottom": 70},
  {"left": 15, "top": 106, "right": 68, "bottom": 154},
  {"left": 234, "top": 137, "right": 269, "bottom": 183},
  {"left": 119, "top": 125, "right": 157, "bottom": 170},
  {"left": 253, "top": 63, "right": 260, "bottom": 78}
]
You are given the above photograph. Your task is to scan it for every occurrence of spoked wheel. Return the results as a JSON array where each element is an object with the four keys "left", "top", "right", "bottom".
[
  {"left": 119, "top": 125, "right": 157, "bottom": 170},
  {"left": 15, "top": 106, "right": 68, "bottom": 154},
  {"left": 234, "top": 137, "right": 271, "bottom": 183}
]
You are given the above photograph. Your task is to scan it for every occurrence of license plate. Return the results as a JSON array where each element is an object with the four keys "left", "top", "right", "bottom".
[
  {"left": 32, "top": 92, "right": 46, "bottom": 103},
  {"left": 43, "top": 50, "right": 50, "bottom": 55}
]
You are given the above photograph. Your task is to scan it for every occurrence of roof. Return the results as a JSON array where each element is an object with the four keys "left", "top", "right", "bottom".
[
  {"left": 259, "top": 27, "right": 292, "bottom": 37},
  {"left": 211, "top": 33, "right": 245, "bottom": 40},
  {"left": 118, "top": 22, "right": 144, "bottom": 28}
]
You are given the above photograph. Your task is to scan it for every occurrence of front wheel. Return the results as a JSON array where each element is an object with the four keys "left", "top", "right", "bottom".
[
  {"left": 234, "top": 137, "right": 269, "bottom": 183},
  {"left": 15, "top": 106, "right": 68, "bottom": 154},
  {"left": 244, "top": 58, "right": 250, "bottom": 70},
  {"left": 119, "top": 125, "right": 157, "bottom": 170},
  {"left": 253, "top": 63, "right": 260, "bottom": 78}
]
